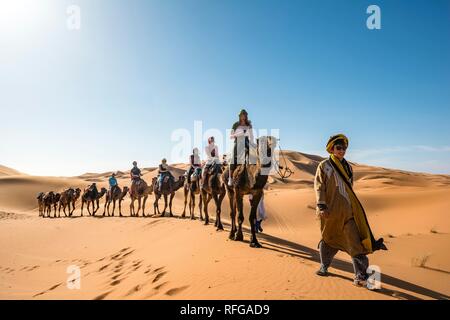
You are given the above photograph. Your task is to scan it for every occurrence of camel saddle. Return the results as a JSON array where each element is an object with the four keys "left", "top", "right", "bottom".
[
  {"left": 132, "top": 179, "right": 146, "bottom": 195},
  {"left": 190, "top": 167, "right": 202, "bottom": 182}
]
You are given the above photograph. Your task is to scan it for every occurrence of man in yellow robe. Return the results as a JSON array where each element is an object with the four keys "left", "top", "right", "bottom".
[{"left": 314, "top": 134, "right": 387, "bottom": 287}]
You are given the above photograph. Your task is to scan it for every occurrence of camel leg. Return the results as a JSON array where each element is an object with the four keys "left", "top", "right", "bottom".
[
  {"left": 81, "top": 200, "right": 84, "bottom": 217},
  {"left": 249, "top": 192, "right": 262, "bottom": 248},
  {"left": 189, "top": 190, "right": 195, "bottom": 220},
  {"left": 214, "top": 193, "right": 223, "bottom": 231},
  {"left": 227, "top": 192, "right": 236, "bottom": 239},
  {"left": 169, "top": 193, "right": 175, "bottom": 217},
  {"left": 136, "top": 197, "right": 142, "bottom": 217},
  {"left": 69, "top": 202, "right": 74, "bottom": 217},
  {"left": 234, "top": 193, "right": 244, "bottom": 241},
  {"left": 162, "top": 194, "right": 168, "bottom": 216},
  {"left": 119, "top": 200, "right": 123, "bottom": 217},
  {"left": 199, "top": 193, "right": 203, "bottom": 218},
  {"left": 142, "top": 196, "right": 148, "bottom": 217},
  {"left": 182, "top": 186, "right": 188, "bottom": 218},
  {"left": 87, "top": 201, "right": 92, "bottom": 216},
  {"left": 102, "top": 198, "right": 107, "bottom": 216},
  {"left": 93, "top": 200, "right": 99, "bottom": 215},
  {"left": 153, "top": 194, "right": 161, "bottom": 216},
  {"left": 130, "top": 198, "right": 135, "bottom": 217},
  {"left": 111, "top": 199, "right": 116, "bottom": 217},
  {"left": 200, "top": 189, "right": 208, "bottom": 221},
  {"left": 203, "top": 193, "right": 212, "bottom": 225}
]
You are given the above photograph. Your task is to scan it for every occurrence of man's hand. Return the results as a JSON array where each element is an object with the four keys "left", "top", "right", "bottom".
[{"left": 319, "top": 209, "right": 330, "bottom": 219}]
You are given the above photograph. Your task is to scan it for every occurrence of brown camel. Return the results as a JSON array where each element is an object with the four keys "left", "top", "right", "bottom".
[
  {"left": 58, "top": 188, "right": 75, "bottom": 217},
  {"left": 81, "top": 186, "right": 107, "bottom": 216},
  {"left": 201, "top": 163, "right": 226, "bottom": 229},
  {"left": 223, "top": 136, "right": 277, "bottom": 248},
  {"left": 129, "top": 179, "right": 153, "bottom": 217},
  {"left": 182, "top": 169, "right": 203, "bottom": 220},
  {"left": 152, "top": 175, "right": 185, "bottom": 217},
  {"left": 103, "top": 186, "right": 129, "bottom": 217},
  {"left": 43, "top": 191, "right": 61, "bottom": 218},
  {"left": 37, "top": 192, "right": 45, "bottom": 217},
  {"left": 70, "top": 188, "right": 82, "bottom": 216}
]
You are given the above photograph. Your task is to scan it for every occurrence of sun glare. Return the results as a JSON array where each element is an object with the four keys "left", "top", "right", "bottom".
[{"left": 0, "top": 0, "right": 47, "bottom": 35}]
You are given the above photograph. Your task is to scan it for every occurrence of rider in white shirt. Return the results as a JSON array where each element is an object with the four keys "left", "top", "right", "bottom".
[{"left": 201, "top": 136, "right": 220, "bottom": 188}]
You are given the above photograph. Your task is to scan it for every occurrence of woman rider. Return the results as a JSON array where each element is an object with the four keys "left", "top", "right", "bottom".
[
  {"left": 157, "top": 158, "right": 174, "bottom": 192},
  {"left": 186, "top": 148, "right": 201, "bottom": 184},
  {"left": 201, "top": 136, "right": 220, "bottom": 189},
  {"left": 228, "top": 109, "right": 255, "bottom": 187}
]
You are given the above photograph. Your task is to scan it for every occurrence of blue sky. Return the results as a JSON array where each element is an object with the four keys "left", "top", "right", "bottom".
[{"left": 0, "top": 0, "right": 449, "bottom": 176}]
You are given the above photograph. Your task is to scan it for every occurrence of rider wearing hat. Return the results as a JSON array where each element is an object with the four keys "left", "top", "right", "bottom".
[
  {"left": 228, "top": 109, "right": 255, "bottom": 186},
  {"left": 130, "top": 161, "right": 141, "bottom": 182}
]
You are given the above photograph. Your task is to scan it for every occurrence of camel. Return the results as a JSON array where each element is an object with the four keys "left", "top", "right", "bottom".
[
  {"left": 152, "top": 175, "right": 185, "bottom": 217},
  {"left": 43, "top": 192, "right": 61, "bottom": 218},
  {"left": 81, "top": 186, "right": 107, "bottom": 216},
  {"left": 182, "top": 169, "right": 203, "bottom": 220},
  {"left": 70, "top": 188, "right": 82, "bottom": 216},
  {"left": 37, "top": 192, "right": 45, "bottom": 217},
  {"left": 129, "top": 179, "right": 153, "bottom": 217},
  {"left": 58, "top": 188, "right": 75, "bottom": 218},
  {"left": 223, "top": 136, "right": 277, "bottom": 248},
  {"left": 103, "top": 186, "right": 129, "bottom": 217},
  {"left": 201, "top": 163, "right": 226, "bottom": 229}
]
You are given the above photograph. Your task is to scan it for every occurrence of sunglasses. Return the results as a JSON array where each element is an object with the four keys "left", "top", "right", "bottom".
[{"left": 335, "top": 145, "right": 347, "bottom": 151}]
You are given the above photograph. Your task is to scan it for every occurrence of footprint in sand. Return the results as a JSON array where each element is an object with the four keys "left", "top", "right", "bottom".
[
  {"left": 110, "top": 279, "right": 122, "bottom": 286},
  {"left": 153, "top": 281, "right": 169, "bottom": 290},
  {"left": 152, "top": 266, "right": 165, "bottom": 273},
  {"left": 93, "top": 290, "right": 112, "bottom": 300},
  {"left": 152, "top": 271, "right": 167, "bottom": 283},
  {"left": 98, "top": 264, "right": 110, "bottom": 272},
  {"left": 33, "top": 283, "right": 62, "bottom": 297},
  {"left": 125, "top": 284, "right": 143, "bottom": 296},
  {"left": 165, "top": 285, "right": 189, "bottom": 296},
  {"left": 111, "top": 273, "right": 122, "bottom": 280}
]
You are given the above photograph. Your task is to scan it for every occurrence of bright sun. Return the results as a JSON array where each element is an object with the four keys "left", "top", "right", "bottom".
[{"left": 0, "top": 0, "right": 46, "bottom": 34}]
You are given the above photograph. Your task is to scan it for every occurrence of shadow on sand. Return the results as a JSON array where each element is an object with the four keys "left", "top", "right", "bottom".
[
  {"left": 43, "top": 211, "right": 449, "bottom": 300},
  {"left": 196, "top": 215, "right": 449, "bottom": 300}
]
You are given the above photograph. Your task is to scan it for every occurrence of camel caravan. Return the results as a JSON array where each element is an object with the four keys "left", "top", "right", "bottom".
[{"left": 36, "top": 110, "right": 282, "bottom": 248}]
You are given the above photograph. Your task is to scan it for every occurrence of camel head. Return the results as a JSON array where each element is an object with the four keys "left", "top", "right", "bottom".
[
  {"left": 54, "top": 193, "right": 61, "bottom": 202},
  {"left": 99, "top": 187, "right": 107, "bottom": 197},
  {"left": 122, "top": 186, "right": 129, "bottom": 193},
  {"left": 74, "top": 188, "right": 81, "bottom": 198}
]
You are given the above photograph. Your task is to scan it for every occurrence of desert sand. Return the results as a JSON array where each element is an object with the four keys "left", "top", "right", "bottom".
[{"left": 0, "top": 151, "right": 449, "bottom": 300}]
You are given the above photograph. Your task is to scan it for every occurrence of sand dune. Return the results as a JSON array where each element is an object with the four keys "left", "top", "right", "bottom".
[
  {"left": 0, "top": 151, "right": 449, "bottom": 300},
  {"left": 0, "top": 165, "right": 23, "bottom": 177}
]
